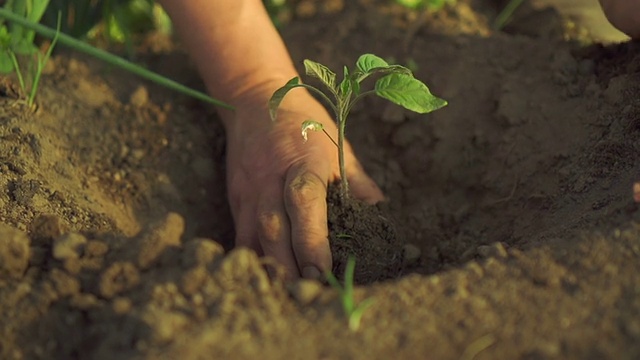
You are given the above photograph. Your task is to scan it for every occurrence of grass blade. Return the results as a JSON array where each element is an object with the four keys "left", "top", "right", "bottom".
[{"left": 0, "top": 7, "right": 234, "bottom": 110}]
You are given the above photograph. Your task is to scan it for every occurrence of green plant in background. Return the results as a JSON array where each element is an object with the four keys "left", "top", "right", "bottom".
[
  {"left": 269, "top": 53, "right": 447, "bottom": 201},
  {"left": 395, "top": 0, "right": 457, "bottom": 11},
  {"left": 0, "top": 0, "right": 59, "bottom": 107},
  {"left": 0, "top": 6, "right": 232, "bottom": 109},
  {"left": 493, "top": 0, "right": 525, "bottom": 30},
  {"left": 325, "top": 256, "right": 374, "bottom": 331},
  {"left": 263, "top": 0, "right": 290, "bottom": 28}
]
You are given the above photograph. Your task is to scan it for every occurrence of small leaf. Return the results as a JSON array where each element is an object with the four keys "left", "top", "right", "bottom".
[
  {"left": 301, "top": 119, "right": 324, "bottom": 143},
  {"left": 339, "top": 65, "right": 350, "bottom": 96},
  {"left": 376, "top": 64, "right": 413, "bottom": 76},
  {"left": 351, "top": 77, "right": 360, "bottom": 96},
  {"left": 375, "top": 73, "right": 447, "bottom": 114},
  {"left": 356, "top": 54, "right": 389, "bottom": 73},
  {"left": 0, "top": 52, "right": 14, "bottom": 73},
  {"left": 304, "top": 59, "right": 336, "bottom": 91},
  {"left": 268, "top": 77, "right": 301, "bottom": 121}
]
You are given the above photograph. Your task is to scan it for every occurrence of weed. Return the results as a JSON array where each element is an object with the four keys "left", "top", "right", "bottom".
[
  {"left": 325, "top": 256, "right": 374, "bottom": 331},
  {"left": 395, "top": 0, "right": 457, "bottom": 11},
  {"left": 493, "top": 0, "right": 525, "bottom": 30},
  {"left": 0, "top": 7, "right": 232, "bottom": 109},
  {"left": 0, "top": 0, "right": 59, "bottom": 107},
  {"left": 269, "top": 53, "right": 446, "bottom": 201}
]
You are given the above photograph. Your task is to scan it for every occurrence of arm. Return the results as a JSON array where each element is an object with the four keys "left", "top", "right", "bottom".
[
  {"left": 156, "top": 0, "right": 297, "bottom": 120},
  {"left": 157, "top": 0, "right": 384, "bottom": 279}
]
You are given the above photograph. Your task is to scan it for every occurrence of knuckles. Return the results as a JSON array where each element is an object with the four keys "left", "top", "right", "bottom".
[
  {"left": 285, "top": 171, "right": 324, "bottom": 209},
  {"left": 257, "top": 211, "right": 285, "bottom": 244}
]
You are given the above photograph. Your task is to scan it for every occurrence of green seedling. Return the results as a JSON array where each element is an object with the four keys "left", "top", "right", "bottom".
[
  {"left": 493, "top": 0, "right": 525, "bottom": 30},
  {"left": 325, "top": 256, "right": 374, "bottom": 331},
  {"left": 0, "top": 0, "right": 57, "bottom": 107},
  {"left": 269, "top": 53, "right": 447, "bottom": 201},
  {"left": 395, "top": 0, "right": 457, "bottom": 11},
  {"left": 0, "top": 7, "right": 232, "bottom": 109}
]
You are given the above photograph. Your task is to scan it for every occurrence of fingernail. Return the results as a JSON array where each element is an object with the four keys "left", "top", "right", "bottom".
[{"left": 302, "top": 266, "right": 321, "bottom": 280}]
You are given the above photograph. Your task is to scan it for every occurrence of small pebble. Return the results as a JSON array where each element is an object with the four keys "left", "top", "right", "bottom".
[
  {"left": 288, "top": 279, "right": 323, "bottom": 306},
  {"left": 129, "top": 86, "right": 149, "bottom": 107},
  {"left": 477, "top": 242, "right": 508, "bottom": 259},
  {"left": 0, "top": 223, "right": 31, "bottom": 278},
  {"left": 402, "top": 243, "right": 422, "bottom": 266},
  {"left": 138, "top": 212, "right": 185, "bottom": 269},
  {"left": 53, "top": 233, "right": 87, "bottom": 260}
]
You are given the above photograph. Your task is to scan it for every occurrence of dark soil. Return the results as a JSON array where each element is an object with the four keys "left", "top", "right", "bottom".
[
  {"left": 1, "top": 0, "right": 640, "bottom": 359},
  {"left": 327, "top": 183, "right": 403, "bottom": 284}
]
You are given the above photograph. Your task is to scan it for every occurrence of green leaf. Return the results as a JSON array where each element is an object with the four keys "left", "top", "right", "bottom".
[
  {"left": 303, "top": 59, "right": 336, "bottom": 91},
  {"left": 301, "top": 119, "right": 324, "bottom": 142},
  {"left": 268, "top": 77, "right": 301, "bottom": 121},
  {"left": 351, "top": 78, "right": 361, "bottom": 96},
  {"left": 375, "top": 73, "right": 447, "bottom": 114},
  {"left": 0, "top": 26, "right": 11, "bottom": 47},
  {"left": 356, "top": 53, "right": 389, "bottom": 73},
  {"left": 339, "top": 65, "right": 350, "bottom": 96},
  {"left": 0, "top": 51, "right": 14, "bottom": 73}
]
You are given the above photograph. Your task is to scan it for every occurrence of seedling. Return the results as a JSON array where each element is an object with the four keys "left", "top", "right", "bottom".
[
  {"left": 395, "top": 0, "right": 457, "bottom": 11},
  {"left": 0, "top": 0, "right": 58, "bottom": 107},
  {"left": 325, "top": 256, "right": 374, "bottom": 331},
  {"left": 269, "top": 54, "right": 447, "bottom": 201},
  {"left": 0, "top": 6, "right": 232, "bottom": 109}
]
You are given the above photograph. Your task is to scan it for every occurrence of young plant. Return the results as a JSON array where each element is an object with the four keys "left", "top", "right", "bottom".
[
  {"left": 0, "top": 7, "right": 232, "bottom": 109},
  {"left": 0, "top": 0, "right": 56, "bottom": 107},
  {"left": 325, "top": 256, "right": 374, "bottom": 331},
  {"left": 269, "top": 53, "right": 447, "bottom": 201}
]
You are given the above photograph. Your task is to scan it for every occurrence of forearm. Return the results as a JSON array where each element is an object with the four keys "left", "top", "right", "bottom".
[{"left": 157, "top": 0, "right": 299, "bottom": 122}]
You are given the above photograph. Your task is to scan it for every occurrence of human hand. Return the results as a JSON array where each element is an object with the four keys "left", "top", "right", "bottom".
[
  {"left": 599, "top": 0, "right": 640, "bottom": 38},
  {"left": 221, "top": 86, "right": 384, "bottom": 280}
]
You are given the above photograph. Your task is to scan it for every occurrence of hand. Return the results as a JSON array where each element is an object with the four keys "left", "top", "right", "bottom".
[
  {"left": 221, "top": 86, "right": 384, "bottom": 280},
  {"left": 599, "top": 0, "right": 640, "bottom": 38}
]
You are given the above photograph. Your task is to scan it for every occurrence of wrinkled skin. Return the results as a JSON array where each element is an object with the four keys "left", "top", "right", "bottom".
[
  {"left": 599, "top": 0, "right": 640, "bottom": 38},
  {"left": 223, "top": 88, "right": 384, "bottom": 279}
]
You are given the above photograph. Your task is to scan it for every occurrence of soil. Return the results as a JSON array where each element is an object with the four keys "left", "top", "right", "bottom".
[{"left": 2, "top": 0, "right": 640, "bottom": 359}]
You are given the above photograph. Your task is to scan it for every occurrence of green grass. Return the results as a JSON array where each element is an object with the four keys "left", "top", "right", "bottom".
[
  {"left": 325, "top": 256, "right": 375, "bottom": 331},
  {"left": 0, "top": 4, "right": 233, "bottom": 109},
  {"left": 395, "top": 0, "right": 457, "bottom": 11},
  {"left": 493, "top": 0, "right": 525, "bottom": 30},
  {"left": 0, "top": 0, "right": 57, "bottom": 107}
]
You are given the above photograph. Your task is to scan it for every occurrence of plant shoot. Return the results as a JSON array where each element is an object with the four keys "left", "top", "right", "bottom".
[
  {"left": 325, "top": 256, "right": 374, "bottom": 331},
  {"left": 269, "top": 53, "right": 447, "bottom": 201}
]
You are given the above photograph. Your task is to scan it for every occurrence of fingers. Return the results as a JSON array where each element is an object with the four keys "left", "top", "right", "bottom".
[
  {"left": 256, "top": 183, "right": 298, "bottom": 279},
  {"left": 284, "top": 167, "right": 332, "bottom": 279},
  {"left": 232, "top": 194, "right": 262, "bottom": 255}
]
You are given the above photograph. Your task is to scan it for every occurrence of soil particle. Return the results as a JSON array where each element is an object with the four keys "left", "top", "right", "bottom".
[
  {"left": 402, "top": 243, "right": 421, "bottom": 266},
  {"left": 29, "top": 214, "right": 69, "bottom": 242},
  {"left": 137, "top": 212, "right": 185, "bottom": 269},
  {"left": 49, "top": 268, "right": 81, "bottom": 297},
  {"left": 476, "top": 242, "right": 509, "bottom": 259},
  {"left": 0, "top": 223, "right": 30, "bottom": 278},
  {"left": 52, "top": 232, "right": 87, "bottom": 260},
  {"left": 287, "top": 279, "right": 323, "bottom": 306},
  {"left": 99, "top": 261, "right": 141, "bottom": 299},
  {"left": 181, "top": 237, "right": 225, "bottom": 268}
]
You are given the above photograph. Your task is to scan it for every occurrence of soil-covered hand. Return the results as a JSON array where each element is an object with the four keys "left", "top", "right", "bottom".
[
  {"left": 599, "top": 0, "right": 640, "bottom": 38},
  {"left": 222, "top": 88, "right": 384, "bottom": 280}
]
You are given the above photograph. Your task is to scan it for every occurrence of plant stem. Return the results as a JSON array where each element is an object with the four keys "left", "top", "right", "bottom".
[{"left": 337, "top": 101, "right": 349, "bottom": 202}]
